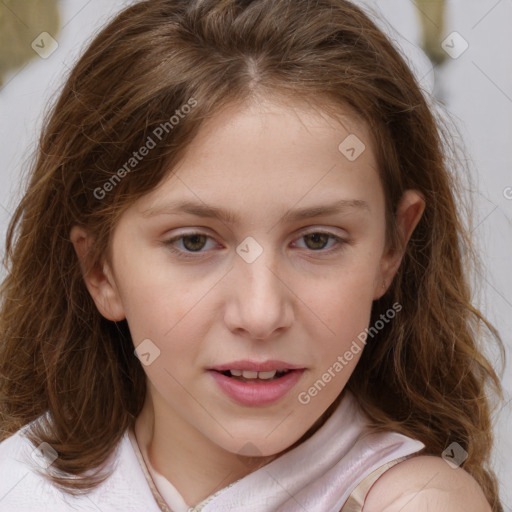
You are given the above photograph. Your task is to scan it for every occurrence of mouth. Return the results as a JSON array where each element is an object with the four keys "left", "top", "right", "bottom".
[
  {"left": 215, "top": 369, "right": 294, "bottom": 382},
  {"left": 207, "top": 361, "right": 306, "bottom": 406},
  {"left": 208, "top": 359, "right": 305, "bottom": 382}
]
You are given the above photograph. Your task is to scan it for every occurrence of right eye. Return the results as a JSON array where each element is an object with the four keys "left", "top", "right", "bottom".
[{"left": 163, "top": 232, "right": 220, "bottom": 259}]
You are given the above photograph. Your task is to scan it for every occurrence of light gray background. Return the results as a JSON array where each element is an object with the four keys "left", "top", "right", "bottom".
[{"left": 0, "top": 0, "right": 510, "bottom": 508}]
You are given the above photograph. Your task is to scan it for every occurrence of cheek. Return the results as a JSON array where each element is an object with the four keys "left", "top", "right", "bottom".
[
  {"left": 318, "top": 289, "right": 373, "bottom": 352},
  {"left": 316, "top": 258, "right": 378, "bottom": 321},
  {"left": 306, "top": 263, "right": 378, "bottom": 372},
  {"left": 114, "top": 246, "right": 198, "bottom": 338},
  {"left": 124, "top": 293, "right": 201, "bottom": 363},
  {"left": 117, "top": 264, "right": 217, "bottom": 387}
]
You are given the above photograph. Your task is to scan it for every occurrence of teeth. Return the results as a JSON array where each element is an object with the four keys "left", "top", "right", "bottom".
[
  {"left": 254, "top": 370, "right": 277, "bottom": 380},
  {"left": 229, "top": 369, "right": 281, "bottom": 379}
]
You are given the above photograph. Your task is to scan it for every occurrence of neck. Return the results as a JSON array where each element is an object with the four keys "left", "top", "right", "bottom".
[{"left": 134, "top": 383, "right": 273, "bottom": 507}]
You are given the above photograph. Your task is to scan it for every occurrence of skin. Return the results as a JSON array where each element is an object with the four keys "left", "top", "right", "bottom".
[
  {"left": 71, "top": 96, "right": 427, "bottom": 507},
  {"left": 364, "top": 455, "right": 492, "bottom": 511}
]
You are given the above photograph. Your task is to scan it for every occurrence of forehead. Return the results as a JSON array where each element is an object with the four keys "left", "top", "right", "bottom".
[
  {"left": 133, "top": 96, "right": 382, "bottom": 220},
  {"left": 183, "top": 95, "right": 373, "bottom": 164}
]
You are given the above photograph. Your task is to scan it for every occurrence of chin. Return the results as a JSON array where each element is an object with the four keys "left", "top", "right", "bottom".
[{"left": 215, "top": 430, "right": 299, "bottom": 460}]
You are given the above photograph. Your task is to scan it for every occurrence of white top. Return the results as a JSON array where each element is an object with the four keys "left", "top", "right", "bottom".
[{"left": 0, "top": 391, "right": 425, "bottom": 511}]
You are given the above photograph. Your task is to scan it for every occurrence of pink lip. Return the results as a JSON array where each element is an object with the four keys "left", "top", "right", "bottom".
[
  {"left": 208, "top": 369, "right": 305, "bottom": 406},
  {"left": 209, "top": 359, "right": 305, "bottom": 372}
]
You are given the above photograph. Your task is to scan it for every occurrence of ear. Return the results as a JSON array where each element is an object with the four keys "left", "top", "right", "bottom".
[
  {"left": 374, "top": 189, "right": 425, "bottom": 300},
  {"left": 70, "top": 226, "right": 126, "bottom": 321}
]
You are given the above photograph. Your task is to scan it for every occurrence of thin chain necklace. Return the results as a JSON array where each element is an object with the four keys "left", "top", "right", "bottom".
[
  {"left": 127, "top": 426, "right": 238, "bottom": 512},
  {"left": 127, "top": 426, "right": 174, "bottom": 512}
]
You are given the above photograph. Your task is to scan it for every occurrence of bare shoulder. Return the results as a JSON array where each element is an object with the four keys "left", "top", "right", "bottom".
[{"left": 362, "top": 455, "right": 492, "bottom": 512}]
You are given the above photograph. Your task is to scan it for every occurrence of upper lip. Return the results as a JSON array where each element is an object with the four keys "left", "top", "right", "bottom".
[{"left": 209, "top": 360, "right": 305, "bottom": 372}]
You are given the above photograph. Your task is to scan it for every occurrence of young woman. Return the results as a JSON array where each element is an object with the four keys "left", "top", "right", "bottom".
[{"left": 0, "top": 0, "right": 504, "bottom": 510}]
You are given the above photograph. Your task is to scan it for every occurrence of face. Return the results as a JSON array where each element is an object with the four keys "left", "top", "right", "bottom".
[{"left": 72, "top": 97, "right": 423, "bottom": 460}]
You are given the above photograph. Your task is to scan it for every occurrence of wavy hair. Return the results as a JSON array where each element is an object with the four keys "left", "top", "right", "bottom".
[{"left": 0, "top": 0, "right": 504, "bottom": 509}]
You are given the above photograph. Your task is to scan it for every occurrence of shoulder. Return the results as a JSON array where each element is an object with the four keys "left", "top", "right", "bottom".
[
  {"left": 0, "top": 427, "right": 158, "bottom": 512},
  {"left": 0, "top": 429, "right": 63, "bottom": 511},
  {"left": 362, "top": 455, "right": 491, "bottom": 512}
]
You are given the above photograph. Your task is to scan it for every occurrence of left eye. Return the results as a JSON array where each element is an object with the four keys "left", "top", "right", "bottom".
[
  {"left": 293, "top": 232, "right": 342, "bottom": 251},
  {"left": 163, "top": 231, "right": 345, "bottom": 258}
]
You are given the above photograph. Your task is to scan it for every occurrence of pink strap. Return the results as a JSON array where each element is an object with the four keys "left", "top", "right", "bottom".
[{"left": 340, "top": 455, "right": 412, "bottom": 511}]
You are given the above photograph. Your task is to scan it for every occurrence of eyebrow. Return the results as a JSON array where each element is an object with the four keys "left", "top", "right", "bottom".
[{"left": 142, "top": 198, "right": 369, "bottom": 224}]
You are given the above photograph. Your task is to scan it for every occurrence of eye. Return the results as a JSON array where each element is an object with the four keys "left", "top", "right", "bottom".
[
  {"left": 293, "top": 230, "right": 348, "bottom": 253},
  {"left": 163, "top": 229, "right": 349, "bottom": 260},
  {"left": 163, "top": 232, "right": 218, "bottom": 259}
]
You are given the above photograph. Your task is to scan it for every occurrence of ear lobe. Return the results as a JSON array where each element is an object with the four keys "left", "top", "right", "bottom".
[
  {"left": 374, "top": 189, "right": 425, "bottom": 299},
  {"left": 70, "top": 226, "right": 126, "bottom": 322}
]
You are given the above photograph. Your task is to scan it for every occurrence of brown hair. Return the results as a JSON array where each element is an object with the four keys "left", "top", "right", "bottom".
[{"left": 0, "top": 0, "right": 504, "bottom": 508}]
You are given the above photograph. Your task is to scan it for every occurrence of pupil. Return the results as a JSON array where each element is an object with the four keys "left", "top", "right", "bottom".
[
  {"left": 305, "top": 233, "right": 328, "bottom": 250},
  {"left": 183, "top": 234, "right": 206, "bottom": 251}
]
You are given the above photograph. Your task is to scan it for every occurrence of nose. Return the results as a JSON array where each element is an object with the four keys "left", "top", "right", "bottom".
[{"left": 223, "top": 242, "right": 294, "bottom": 340}]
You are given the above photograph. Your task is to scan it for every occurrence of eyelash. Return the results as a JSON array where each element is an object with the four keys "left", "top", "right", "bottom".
[{"left": 163, "top": 230, "right": 349, "bottom": 260}]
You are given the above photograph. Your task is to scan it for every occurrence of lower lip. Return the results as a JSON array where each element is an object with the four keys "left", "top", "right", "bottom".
[{"left": 208, "top": 369, "right": 305, "bottom": 406}]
